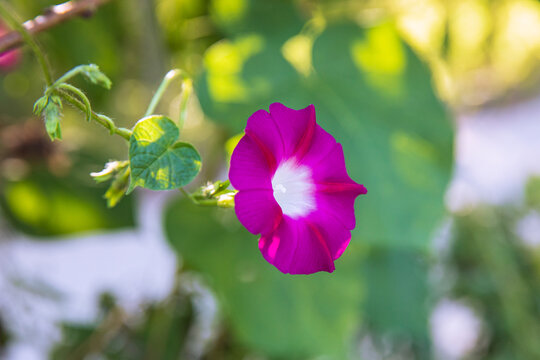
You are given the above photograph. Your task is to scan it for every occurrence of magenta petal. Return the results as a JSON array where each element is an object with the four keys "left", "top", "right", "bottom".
[
  {"left": 259, "top": 217, "right": 298, "bottom": 272},
  {"left": 259, "top": 216, "right": 336, "bottom": 274},
  {"left": 315, "top": 191, "right": 359, "bottom": 231},
  {"left": 0, "top": 50, "right": 19, "bottom": 70},
  {"left": 235, "top": 190, "right": 282, "bottom": 235},
  {"left": 309, "top": 144, "right": 366, "bottom": 230},
  {"left": 310, "top": 144, "right": 364, "bottom": 189},
  {"left": 229, "top": 136, "right": 273, "bottom": 190},
  {"left": 306, "top": 212, "right": 351, "bottom": 260},
  {"left": 300, "top": 124, "right": 337, "bottom": 167},
  {"left": 290, "top": 221, "right": 335, "bottom": 274},
  {"left": 268, "top": 103, "right": 316, "bottom": 159},
  {"left": 245, "top": 109, "right": 284, "bottom": 170}
]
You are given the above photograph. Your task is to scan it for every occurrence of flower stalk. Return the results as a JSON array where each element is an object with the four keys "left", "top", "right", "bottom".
[
  {"left": 145, "top": 69, "right": 184, "bottom": 117},
  {"left": 180, "top": 181, "right": 237, "bottom": 208}
]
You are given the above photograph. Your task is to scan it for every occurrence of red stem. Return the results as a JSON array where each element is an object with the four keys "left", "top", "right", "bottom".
[{"left": 0, "top": 0, "right": 113, "bottom": 54}]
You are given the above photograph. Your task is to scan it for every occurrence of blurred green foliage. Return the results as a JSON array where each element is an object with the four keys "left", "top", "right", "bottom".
[
  {"left": 0, "top": 317, "right": 8, "bottom": 349},
  {"left": 362, "top": 248, "right": 430, "bottom": 352},
  {"left": 449, "top": 205, "right": 540, "bottom": 359},
  {"left": 2, "top": 0, "right": 540, "bottom": 359},
  {"left": 52, "top": 292, "right": 194, "bottom": 360},
  {"left": 165, "top": 199, "right": 364, "bottom": 358},
  {"left": 525, "top": 176, "right": 540, "bottom": 209},
  {"left": 1, "top": 170, "right": 134, "bottom": 236}
]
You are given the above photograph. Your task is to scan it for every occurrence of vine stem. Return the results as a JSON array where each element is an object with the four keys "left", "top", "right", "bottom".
[
  {"left": 0, "top": 1, "right": 53, "bottom": 85},
  {"left": 51, "top": 64, "right": 97, "bottom": 89},
  {"left": 57, "top": 83, "right": 93, "bottom": 122},
  {"left": 58, "top": 88, "right": 132, "bottom": 140}
]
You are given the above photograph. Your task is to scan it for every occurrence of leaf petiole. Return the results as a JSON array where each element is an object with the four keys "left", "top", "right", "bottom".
[{"left": 145, "top": 69, "right": 184, "bottom": 117}]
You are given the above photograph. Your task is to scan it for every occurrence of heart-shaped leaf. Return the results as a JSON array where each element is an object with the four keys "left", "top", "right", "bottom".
[{"left": 128, "top": 115, "right": 201, "bottom": 192}]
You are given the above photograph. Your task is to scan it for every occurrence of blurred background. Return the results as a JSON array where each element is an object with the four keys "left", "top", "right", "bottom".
[{"left": 1, "top": 0, "right": 540, "bottom": 359}]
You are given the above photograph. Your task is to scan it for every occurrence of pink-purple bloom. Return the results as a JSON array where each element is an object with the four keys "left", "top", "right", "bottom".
[
  {"left": 0, "top": 22, "right": 21, "bottom": 71},
  {"left": 230, "top": 103, "right": 367, "bottom": 274}
]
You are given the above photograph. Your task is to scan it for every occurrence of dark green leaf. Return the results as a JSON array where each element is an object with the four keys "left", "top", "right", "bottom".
[
  {"left": 362, "top": 248, "right": 429, "bottom": 345},
  {"left": 165, "top": 199, "right": 363, "bottom": 358}
]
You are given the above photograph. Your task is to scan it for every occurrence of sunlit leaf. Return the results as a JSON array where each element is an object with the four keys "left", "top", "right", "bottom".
[
  {"left": 128, "top": 115, "right": 201, "bottom": 193},
  {"left": 1, "top": 171, "right": 134, "bottom": 237}
]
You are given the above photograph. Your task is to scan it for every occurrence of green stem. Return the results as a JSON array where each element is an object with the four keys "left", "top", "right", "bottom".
[
  {"left": 179, "top": 188, "right": 193, "bottom": 200},
  {"left": 180, "top": 188, "right": 215, "bottom": 206},
  {"left": 193, "top": 198, "right": 219, "bottom": 206},
  {"left": 179, "top": 187, "right": 235, "bottom": 208},
  {"left": 57, "top": 83, "right": 93, "bottom": 122},
  {"left": 50, "top": 65, "right": 87, "bottom": 89},
  {"left": 178, "top": 78, "right": 192, "bottom": 131},
  {"left": 58, "top": 89, "right": 132, "bottom": 140},
  {"left": 0, "top": 2, "right": 53, "bottom": 86},
  {"left": 144, "top": 69, "right": 184, "bottom": 117}
]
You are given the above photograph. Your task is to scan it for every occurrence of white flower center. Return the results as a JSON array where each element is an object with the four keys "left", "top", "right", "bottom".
[{"left": 271, "top": 159, "right": 315, "bottom": 218}]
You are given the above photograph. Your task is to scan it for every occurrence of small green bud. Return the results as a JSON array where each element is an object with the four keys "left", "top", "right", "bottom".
[
  {"left": 81, "top": 64, "right": 112, "bottom": 89},
  {"left": 104, "top": 167, "right": 130, "bottom": 208},
  {"left": 217, "top": 193, "right": 235, "bottom": 208},
  {"left": 42, "top": 95, "right": 63, "bottom": 141},
  {"left": 33, "top": 95, "right": 48, "bottom": 115},
  {"left": 91, "top": 160, "right": 129, "bottom": 183},
  {"left": 214, "top": 180, "right": 231, "bottom": 195},
  {"left": 199, "top": 180, "right": 231, "bottom": 198}
]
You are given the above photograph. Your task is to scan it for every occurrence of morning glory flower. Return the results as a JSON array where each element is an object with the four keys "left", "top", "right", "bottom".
[
  {"left": 230, "top": 103, "right": 367, "bottom": 274},
  {"left": 0, "top": 22, "right": 21, "bottom": 71}
]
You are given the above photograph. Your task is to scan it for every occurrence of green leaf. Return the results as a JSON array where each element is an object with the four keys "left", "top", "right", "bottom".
[
  {"left": 128, "top": 115, "right": 201, "bottom": 193},
  {"left": 34, "top": 95, "right": 63, "bottom": 141},
  {"left": 80, "top": 64, "right": 112, "bottom": 89}
]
